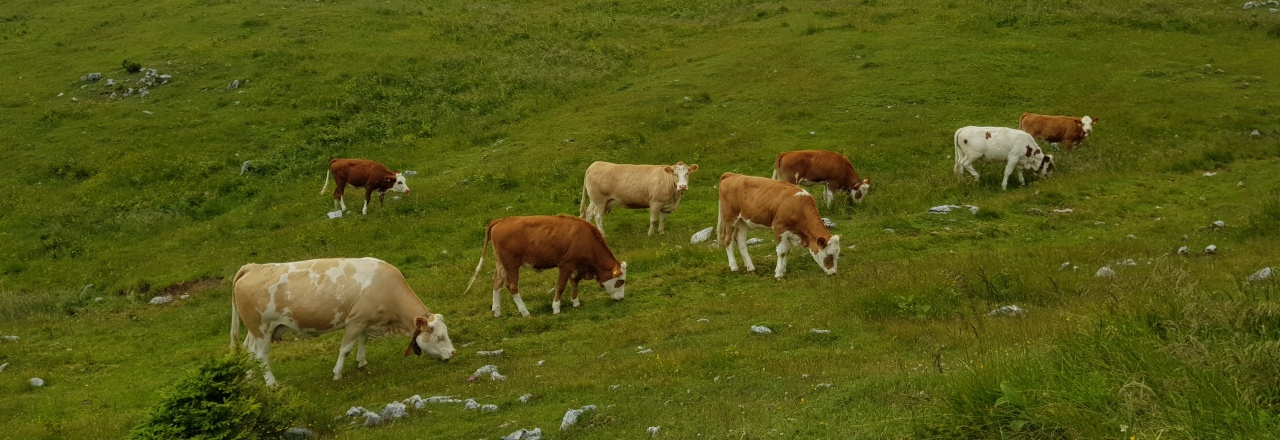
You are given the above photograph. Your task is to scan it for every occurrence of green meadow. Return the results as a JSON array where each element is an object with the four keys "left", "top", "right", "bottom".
[{"left": 2, "top": 0, "right": 1279, "bottom": 438}]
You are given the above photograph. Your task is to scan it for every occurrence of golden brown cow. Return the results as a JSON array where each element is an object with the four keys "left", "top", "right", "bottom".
[
  {"left": 717, "top": 173, "right": 842, "bottom": 279},
  {"left": 772, "top": 150, "right": 870, "bottom": 207},
  {"left": 1018, "top": 113, "right": 1097, "bottom": 151},
  {"left": 320, "top": 158, "right": 409, "bottom": 214}
]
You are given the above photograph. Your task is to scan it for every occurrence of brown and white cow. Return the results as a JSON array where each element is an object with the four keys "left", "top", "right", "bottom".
[
  {"left": 772, "top": 150, "right": 870, "bottom": 207},
  {"left": 230, "top": 258, "right": 455, "bottom": 386},
  {"left": 717, "top": 173, "right": 842, "bottom": 279},
  {"left": 579, "top": 161, "right": 699, "bottom": 236},
  {"left": 320, "top": 158, "right": 410, "bottom": 215},
  {"left": 1018, "top": 113, "right": 1097, "bottom": 151},
  {"left": 465, "top": 215, "right": 627, "bottom": 317},
  {"left": 954, "top": 126, "right": 1055, "bottom": 190}
]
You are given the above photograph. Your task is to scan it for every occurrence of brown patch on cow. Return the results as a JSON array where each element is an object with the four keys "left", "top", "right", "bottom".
[
  {"left": 155, "top": 277, "right": 224, "bottom": 298},
  {"left": 984, "top": 132, "right": 992, "bottom": 139},
  {"left": 963, "top": 139, "right": 969, "bottom": 145},
  {"left": 1025, "top": 146, "right": 1033, "bottom": 157}
]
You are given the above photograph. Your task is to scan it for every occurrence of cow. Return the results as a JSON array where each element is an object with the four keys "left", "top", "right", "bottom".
[
  {"left": 1018, "top": 113, "right": 1097, "bottom": 152},
  {"left": 772, "top": 150, "right": 871, "bottom": 208},
  {"left": 465, "top": 215, "right": 627, "bottom": 317},
  {"left": 953, "top": 126, "right": 1055, "bottom": 190},
  {"left": 717, "top": 173, "right": 842, "bottom": 279},
  {"left": 320, "top": 158, "right": 409, "bottom": 215},
  {"left": 579, "top": 161, "right": 699, "bottom": 236},
  {"left": 230, "top": 257, "right": 455, "bottom": 386}
]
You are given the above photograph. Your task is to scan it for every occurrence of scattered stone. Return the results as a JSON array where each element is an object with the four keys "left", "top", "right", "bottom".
[
  {"left": 988, "top": 305, "right": 1027, "bottom": 317},
  {"left": 1250, "top": 129, "right": 1261, "bottom": 136},
  {"left": 228, "top": 79, "right": 241, "bottom": 90},
  {"left": 1182, "top": 234, "right": 1189, "bottom": 241},
  {"left": 1248, "top": 267, "right": 1273, "bottom": 282},
  {"left": 363, "top": 412, "right": 382, "bottom": 427},
  {"left": 560, "top": 405, "right": 597, "bottom": 430},
  {"left": 0, "top": 362, "right": 9, "bottom": 373},
  {"left": 283, "top": 427, "right": 314, "bottom": 440},
  {"left": 481, "top": 404, "right": 499, "bottom": 413},
  {"left": 468, "top": 364, "right": 506, "bottom": 381},
  {"left": 240, "top": 160, "right": 253, "bottom": 176},
  {"left": 106, "top": 78, "right": 115, "bottom": 86},
  {"left": 139, "top": 88, "right": 149, "bottom": 98},
  {"left": 1178, "top": 246, "right": 1189, "bottom": 256},
  {"left": 3, "top": 335, "right": 18, "bottom": 342},
  {"left": 697, "top": 318, "right": 709, "bottom": 323},
  {"left": 1238, "top": 181, "right": 1245, "bottom": 187},
  {"left": 1203, "top": 172, "right": 1217, "bottom": 177},
  {"left": 636, "top": 347, "right": 653, "bottom": 355},
  {"left": 149, "top": 296, "right": 173, "bottom": 305},
  {"left": 1212, "top": 220, "right": 1226, "bottom": 228},
  {"left": 1205, "top": 244, "right": 1218, "bottom": 255},
  {"left": 1052, "top": 208, "right": 1074, "bottom": 213},
  {"left": 1059, "top": 262, "right": 1071, "bottom": 270},
  {"left": 537, "top": 360, "right": 545, "bottom": 366},
  {"left": 81, "top": 72, "right": 102, "bottom": 82},
  {"left": 425, "top": 396, "right": 462, "bottom": 404},
  {"left": 327, "top": 211, "right": 343, "bottom": 219},
  {"left": 1118, "top": 259, "right": 1137, "bottom": 266},
  {"left": 884, "top": 228, "right": 895, "bottom": 234},
  {"left": 519, "top": 393, "right": 533, "bottom": 403},
  {"left": 403, "top": 395, "right": 425, "bottom": 409},
  {"left": 928, "top": 205, "right": 978, "bottom": 214},
  {"left": 464, "top": 399, "right": 480, "bottom": 410},
  {"left": 345, "top": 406, "right": 368, "bottom": 417},
  {"left": 380, "top": 402, "right": 407, "bottom": 420},
  {"left": 809, "top": 328, "right": 830, "bottom": 334},
  {"left": 648, "top": 426, "right": 661, "bottom": 436},
  {"left": 29, "top": 378, "right": 45, "bottom": 387},
  {"left": 745, "top": 237, "right": 765, "bottom": 246},
  {"left": 477, "top": 349, "right": 505, "bottom": 356},
  {"left": 815, "top": 383, "right": 835, "bottom": 389},
  {"left": 1126, "top": 234, "right": 1137, "bottom": 239},
  {"left": 822, "top": 217, "right": 837, "bottom": 229},
  {"left": 403, "top": 170, "right": 418, "bottom": 176},
  {"left": 690, "top": 227, "right": 714, "bottom": 244},
  {"left": 750, "top": 325, "right": 773, "bottom": 334},
  {"left": 502, "top": 428, "right": 543, "bottom": 440},
  {"left": 1096, "top": 266, "right": 1116, "bottom": 278}
]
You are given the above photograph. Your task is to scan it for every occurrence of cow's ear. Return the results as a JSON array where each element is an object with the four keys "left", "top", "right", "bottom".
[
  {"left": 663, "top": 166, "right": 674, "bottom": 175},
  {"left": 817, "top": 237, "right": 828, "bottom": 248},
  {"left": 1092, "top": 118, "right": 1100, "bottom": 124},
  {"left": 863, "top": 177, "right": 871, "bottom": 185},
  {"left": 405, "top": 328, "right": 422, "bottom": 357},
  {"left": 1025, "top": 146, "right": 1033, "bottom": 157},
  {"left": 1075, "top": 120, "right": 1083, "bottom": 127},
  {"left": 415, "top": 314, "right": 434, "bottom": 330},
  {"left": 689, "top": 164, "right": 699, "bottom": 172}
]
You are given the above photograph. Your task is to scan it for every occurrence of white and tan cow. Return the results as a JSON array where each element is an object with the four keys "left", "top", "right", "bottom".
[
  {"left": 1019, "top": 113, "right": 1097, "bottom": 152},
  {"left": 230, "top": 258, "right": 455, "bottom": 386},
  {"left": 465, "top": 215, "right": 627, "bottom": 317},
  {"left": 953, "top": 126, "right": 1055, "bottom": 190},
  {"left": 579, "top": 161, "right": 699, "bottom": 236},
  {"left": 320, "top": 158, "right": 410, "bottom": 215},
  {"left": 717, "top": 173, "right": 841, "bottom": 279},
  {"left": 772, "top": 150, "right": 870, "bottom": 207}
]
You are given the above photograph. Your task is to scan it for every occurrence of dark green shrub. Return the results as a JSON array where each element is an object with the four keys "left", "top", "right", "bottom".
[
  {"left": 122, "top": 59, "right": 142, "bottom": 73},
  {"left": 128, "top": 356, "right": 304, "bottom": 440}
]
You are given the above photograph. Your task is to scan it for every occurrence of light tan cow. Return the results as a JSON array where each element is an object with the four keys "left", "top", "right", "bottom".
[
  {"left": 579, "top": 161, "right": 698, "bottom": 236},
  {"left": 717, "top": 173, "right": 842, "bottom": 279},
  {"left": 465, "top": 215, "right": 627, "bottom": 317},
  {"left": 230, "top": 258, "right": 455, "bottom": 386}
]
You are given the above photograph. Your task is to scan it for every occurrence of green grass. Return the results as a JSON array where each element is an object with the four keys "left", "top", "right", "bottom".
[{"left": 2, "top": 0, "right": 1280, "bottom": 438}]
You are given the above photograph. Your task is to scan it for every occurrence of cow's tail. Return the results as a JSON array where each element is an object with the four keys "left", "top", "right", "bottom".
[
  {"left": 229, "top": 265, "right": 251, "bottom": 352},
  {"left": 1017, "top": 113, "right": 1029, "bottom": 131},
  {"left": 953, "top": 129, "right": 964, "bottom": 176},
  {"left": 320, "top": 168, "right": 332, "bottom": 195},
  {"left": 716, "top": 192, "right": 730, "bottom": 249},
  {"left": 771, "top": 153, "right": 782, "bottom": 180},
  {"left": 464, "top": 221, "right": 496, "bottom": 294},
  {"left": 579, "top": 184, "right": 589, "bottom": 218}
]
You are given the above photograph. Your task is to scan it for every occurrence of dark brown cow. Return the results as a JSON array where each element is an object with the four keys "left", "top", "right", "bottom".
[
  {"left": 465, "top": 215, "right": 627, "bottom": 317},
  {"left": 772, "top": 150, "right": 870, "bottom": 207},
  {"left": 320, "top": 158, "right": 410, "bottom": 215},
  {"left": 717, "top": 173, "right": 842, "bottom": 279},
  {"left": 1018, "top": 113, "right": 1097, "bottom": 151}
]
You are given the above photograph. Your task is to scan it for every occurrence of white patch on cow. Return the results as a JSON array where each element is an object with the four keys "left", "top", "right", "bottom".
[
  {"left": 330, "top": 311, "right": 344, "bottom": 327},
  {"left": 513, "top": 294, "right": 530, "bottom": 317},
  {"left": 1081, "top": 115, "right": 1094, "bottom": 136},
  {"left": 492, "top": 289, "right": 503, "bottom": 317},
  {"left": 391, "top": 173, "right": 410, "bottom": 194},
  {"left": 794, "top": 189, "right": 811, "bottom": 197},
  {"left": 348, "top": 258, "right": 378, "bottom": 290},
  {"left": 325, "top": 265, "right": 344, "bottom": 284},
  {"left": 553, "top": 300, "right": 561, "bottom": 314},
  {"left": 808, "top": 235, "right": 841, "bottom": 276},
  {"left": 601, "top": 261, "right": 627, "bottom": 300}
]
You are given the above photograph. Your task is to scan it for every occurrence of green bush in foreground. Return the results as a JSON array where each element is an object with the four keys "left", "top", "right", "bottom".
[{"left": 129, "top": 356, "right": 305, "bottom": 440}]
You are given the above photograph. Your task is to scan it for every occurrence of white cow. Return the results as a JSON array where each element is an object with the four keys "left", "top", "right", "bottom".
[
  {"left": 953, "top": 126, "right": 1055, "bottom": 190},
  {"left": 579, "top": 161, "right": 699, "bottom": 236},
  {"left": 230, "top": 258, "right": 455, "bottom": 386}
]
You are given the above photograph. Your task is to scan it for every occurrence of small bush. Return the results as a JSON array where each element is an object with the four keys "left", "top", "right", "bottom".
[
  {"left": 122, "top": 59, "right": 142, "bottom": 73},
  {"left": 128, "top": 356, "right": 305, "bottom": 440}
]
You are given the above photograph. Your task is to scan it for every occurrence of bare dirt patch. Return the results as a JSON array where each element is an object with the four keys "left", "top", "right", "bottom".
[{"left": 154, "top": 277, "right": 224, "bottom": 298}]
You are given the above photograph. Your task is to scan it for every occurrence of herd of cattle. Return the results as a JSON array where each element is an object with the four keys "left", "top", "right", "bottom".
[{"left": 228, "top": 112, "right": 1096, "bottom": 385}]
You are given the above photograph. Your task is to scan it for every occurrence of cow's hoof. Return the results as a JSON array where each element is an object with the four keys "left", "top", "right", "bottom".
[
  {"left": 357, "top": 364, "right": 367, "bottom": 371},
  {"left": 332, "top": 374, "right": 342, "bottom": 381},
  {"left": 492, "top": 311, "right": 501, "bottom": 318},
  {"left": 572, "top": 299, "right": 581, "bottom": 308}
]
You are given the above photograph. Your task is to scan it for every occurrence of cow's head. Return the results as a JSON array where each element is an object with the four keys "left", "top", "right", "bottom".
[
  {"left": 600, "top": 261, "right": 627, "bottom": 300},
  {"left": 850, "top": 177, "right": 870, "bottom": 204},
  {"left": 664, "top": 162, "right": 699, "bottom": 192},
  {"left": 807, "top": 235, "right": 841, "bottom": 276},
  {"left": 387, "top": 172, "right": 410, "bottom": 194},
  {"left": 1038, "top": 154, "right": 1055, "bottom": 177},
  {"left": 405, "top": 313, "right": 455, "bottom": 361},
  {"left": 1079, "top": 116, "right": 1095, "bottom": 137}
]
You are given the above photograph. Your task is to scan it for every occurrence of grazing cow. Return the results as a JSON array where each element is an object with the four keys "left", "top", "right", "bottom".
[
  {"left": 772, "top": 150, "right": 871, "bottom": 207},
  {"left": 1018, "top": 113, "right": 1097, "bottom": 151},
  {"left": 230, "top": 258, "right": 455, "bottom": 386},
  {"left": 579, "top": 161, "right": 699, "bottom": 236},
  {"left": 717, "top": 173, "right": 842, "bottom": 279},
  {"left": 953, "top": 126, "right": 1055, "bottom": 190},
  {"left": 320, "top": 158, "right": 409, "bottom": 215},
  {"left": 465, "top": 215, "right": 627, "bottom": 317}
]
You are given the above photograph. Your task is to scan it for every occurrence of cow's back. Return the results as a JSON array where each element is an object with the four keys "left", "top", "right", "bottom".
[
  {"left": 778, "top": 150, "right": 856, "bottom": 184},
  {"left": 491, "top": 215, "right": 613, "bottom": 268},
  {"left": 720, "top": 173, "right": 807, "bottom": 224},
  {"left": 330, "top": 159, "right": 391, "bottom": 182},
  {"left": 584, "top": 162, "right": 672, "bottom": 204},
  {"left": 956, "top": 127, "right": 1034, "bottom": 161},
  {"left": 233, "top": 258, "right": 399, "bottom": 335}
]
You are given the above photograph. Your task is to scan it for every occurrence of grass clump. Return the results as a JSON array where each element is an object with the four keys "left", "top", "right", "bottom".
[{"left": 128, "top": 356, "right": 308, "bottom": 440}]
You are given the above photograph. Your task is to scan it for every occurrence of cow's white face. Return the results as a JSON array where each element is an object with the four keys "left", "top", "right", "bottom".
[
  {"left": 601, "top": 261, "right": 627, "bottom": 300},
  {"left": 851, "top": 177, "right": 870, "bottom": 204},
  {"left": 665, "top": 163, "right": 699, "bottom": 192},
  {"left": 1080, "top": 116, "right": 1094, "bottom": 137},
  {"left": 808, "top": 235, "right": 841, "bottom": 276},
  {"left": 390, "top": 172, "right": 410, "bottom": 194},
  {"left": 411, "top": 314, "right": 455, "bottom": 361}
]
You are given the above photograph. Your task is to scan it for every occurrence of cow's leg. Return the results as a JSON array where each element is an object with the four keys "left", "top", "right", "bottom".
[
  {"left": 570, "top": 277, "right": 582, "bottom": 308},
  {"left": 249, "top": 335, "right": 277, "bottom": 386},
  {"left": 505, "top": 268, "right": 530, "bottom": 317},
  {"left": 355, "top": 333, "right": 369, "bottom": 370},
  {"left": 362, "top": 188, "right": 374, "bottom": 215},
  {"left": 737, "top": 223, "right": 752, "bottom": 271},
  {"left": 725, "top": 224, "right": 740, "bottom": 271},
  {"left": 553, "top": 268, "right": 571, "bottom": 314},
  {"left": 1001, "top": 159, "right": 1019, "bottom": 190},
  {"left": 333, "top": 325, "right": 366, "bottom": 380},
  {"left": 963, "top": 161, "right": 981, "bottom": 182},
  {"left": 657, "top": 211, "right": 670, "bottom": 235},
  {"left": 491, "top": 265, "right": 505, "bottom": 317},
  {"left": 335, "top": 184, "right": 348, "bottom": 212},
  {"left": 647, "top": 205, "right": 660, "bottom": 236},
  {"left": 823, "top": 185, "right": 835, "bottom": 208},
  {"left": 774, "top": 231, "right": 796, "bottom": 279}
]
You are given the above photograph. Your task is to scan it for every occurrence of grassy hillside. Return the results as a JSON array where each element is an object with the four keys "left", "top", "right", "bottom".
[{"left": 2, "top": 0, "right": 1279, "bottom": 438}]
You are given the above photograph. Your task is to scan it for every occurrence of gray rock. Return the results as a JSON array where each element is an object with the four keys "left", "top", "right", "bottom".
[
  {"left": 283, "top": 427, "right": 314, "bottom": 440},
  {"left": 988, "top": 305, "right": 1027, "bottom": 317},
  {"left": 690, "top": 227, "right": 714, "bottom": 244},
  {"left": 3, "top": 335, "right": 18, "bottom": 342},
  {"left": 561, "top": 405, "right": 597, "bottom": 430},
  {"left": 1251, "top": 129, "right": 1261, "bottom": 136},
  {"left": 1177, "top": 246, "right": 1189, "bottom": 255},
  {"left": 363, "top": 412, "right": 382, "bottom": 427},
  {"left": 464, "top": 399, "right": 480, "bottom": 410},
  {"left": 149, "top": 296, "right": 172, "bottom": 305},
  {"left": 29, "top": 377, "right": 44, "bottom": 387},
  {"left": 345, "top": 406, "right": 367, "bottom": 417},
  {"left": 750, "top": 325, "right": 772, "bottom": 334},
  {"left": 1248, "top": 267, "right": 1273, "bottom": 282},
  {"left": 403, "top": 170, "right": 417, "bottom": 176},
  {"left": 1205, "top": 244, "right": 1218, "bottom": 255},
  {"left": 809, "top": 328, "right": 830, "bottom": 334},
  {"left": 81, "top": 72, "right": 102, "bottom": 82},
  {"left": 1059, "top": 262, "right": 1071, "bottom": 270},
  {"left": 0, "top": 362, "right": 9, "bottom": 373},
  {"left": 380, "top": 401, "right": 407, "bottom": 419},
  {"left": 822, "top": 217, "right": 837, "bottom": 229},
  {"left": 519, "top": 393, "right": 533, "bottom": 403},
  {"left": 425, "top": 395, "right": 461, "bottom": 404},
  {"left": 476, "top": 349, "right": 504, "bottom": 356},
  {"left": 1212, "top": 220, "right": 1226, "bottom": 228},
  {"left": 481, "top": 404, "right": 499, "bottom": 413},
  {"left": 744, "top": 237, "right": 765, "bottom": 246},
  {"left": 648, "top": 426, "right": 661, "bottom": 436},
  {"left": 240, "top": 160, "right": 253, "bottom": 175},
  {"left": 403, "top": 395, "right": 425, "bottom": 409},
  {"left": 1096, "top": 266, "right": 1116, "bottom": 278},
  {"left": 228, "top": 79, "right": 241, "bottom": 90},
  {"left": 502, "top": 428, "right": 543, "bottom": 440},
  {"left": 106, "top": 78, "right": 116, "bottom": 86}
]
